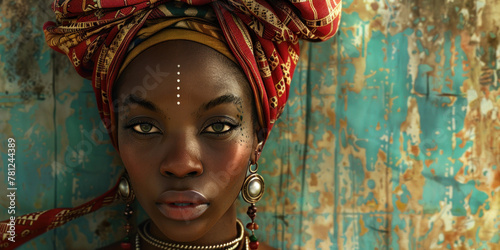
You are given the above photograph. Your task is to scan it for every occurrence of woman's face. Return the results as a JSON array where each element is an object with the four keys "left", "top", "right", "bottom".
[{"left": 114, "top": 40, "right": 259, "bottom": 244}]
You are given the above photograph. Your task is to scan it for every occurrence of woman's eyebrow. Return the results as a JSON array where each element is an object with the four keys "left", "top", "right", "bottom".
[
  {"left": 123, "top": 94, "right": 162, "bottom": 114},
  {"left": 202, "top": 94, "right": 242, "bottom": 111}
]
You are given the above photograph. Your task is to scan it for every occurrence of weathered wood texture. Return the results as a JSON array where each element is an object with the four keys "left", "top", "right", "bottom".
[{"left": 0, "top": 0, "right": 499, "bottom": 249}]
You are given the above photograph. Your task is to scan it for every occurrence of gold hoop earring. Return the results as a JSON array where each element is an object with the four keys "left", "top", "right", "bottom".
[
  {"left": 242, "top": 162, "right": 264, "bottom": 249},
  {"left": 118, "top": 173, "right": 135, "bottom": 249}
]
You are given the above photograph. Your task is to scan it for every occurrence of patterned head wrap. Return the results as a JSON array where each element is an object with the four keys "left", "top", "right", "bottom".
[
  {"left": 43, "top": 0, "right": 341, "bottom": 149},
  {"left": 0, "top": 0, "right": 341, "bottom": 248}
]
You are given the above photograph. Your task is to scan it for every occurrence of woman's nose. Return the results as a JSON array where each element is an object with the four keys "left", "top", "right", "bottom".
[{"left": 159, "top": 134, "right": 203, "bottom": 178}]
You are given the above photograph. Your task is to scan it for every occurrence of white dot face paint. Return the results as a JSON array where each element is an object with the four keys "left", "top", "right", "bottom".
[{"left": 176, "top": 65, "right": 181, "bottom": 105}]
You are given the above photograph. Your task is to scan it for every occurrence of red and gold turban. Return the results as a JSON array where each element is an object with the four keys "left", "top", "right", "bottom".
[
  {"left": 43, "top": 0, "right": 341, "bottom": 149},
  {"left": 0, "top": 0, "right": 340, "bottom": 248}
]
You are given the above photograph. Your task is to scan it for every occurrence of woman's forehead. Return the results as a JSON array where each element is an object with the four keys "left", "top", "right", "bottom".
[{"left": 114, "top": 40, "right": 252, "bottom": 108}]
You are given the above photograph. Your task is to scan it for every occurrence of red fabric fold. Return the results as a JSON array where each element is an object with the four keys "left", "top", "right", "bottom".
[{"left": 0, "top": 181, "right": 119, "bottom": 249}]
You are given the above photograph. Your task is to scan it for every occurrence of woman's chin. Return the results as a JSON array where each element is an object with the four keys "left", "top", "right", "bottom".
[{"left": 149, "top": 217, "right": 210, "bottom": 243}]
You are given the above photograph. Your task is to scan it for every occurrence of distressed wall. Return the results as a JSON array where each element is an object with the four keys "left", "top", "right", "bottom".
[{"left": 1, "top": 0, "right": 499, "bottom": 249}]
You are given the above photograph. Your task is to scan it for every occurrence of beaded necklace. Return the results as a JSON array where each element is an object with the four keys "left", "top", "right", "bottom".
[{"left": 135, "top": 220, "right": 249, "bottom": 250}]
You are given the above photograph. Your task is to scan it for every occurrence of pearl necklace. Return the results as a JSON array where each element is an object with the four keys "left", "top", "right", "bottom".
[{"left": 135, "top": 220, "right": 249, "bottom": 250}]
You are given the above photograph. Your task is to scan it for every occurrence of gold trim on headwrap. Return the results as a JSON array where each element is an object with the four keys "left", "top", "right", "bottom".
[{"left": 119, "top": 17, "right": 236, "bottom": 76}]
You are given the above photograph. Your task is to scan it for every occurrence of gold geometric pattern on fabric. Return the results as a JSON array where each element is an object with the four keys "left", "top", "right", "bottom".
[
  {"left": 265, "top": 0, "right": 310, "bottom": 43},
  {"left": 248, "top": 18, "right": 265, "bottom": 37},
  {"left": 288, "top": 45, "right": 299, "bottom": 64},
  {"left": 94, "top": 45, "right": 108, "bottom": 89},
  {"left": 82, "top": 0, "right": 103, "bottom": 10},
  {"left": 83, "top": 0, "right": 99, "bottom": 12},
  {"left": 72, "top": 50, "right": 81, "bottom": 67},
  {"left": 255, "top": 41, "right": 272, "bottom": 78},
  {"left": 275, "top": 78, "right": 286, "bottom": 97},
  {"left": 281, "top": 58, "right": 291, "bottom": 85},
  {"left": 114, "top": 9, "right": 130, "bottom": 19},
  {"left": 107, "top": 20, "right": 139, "bottom": 69},
  {"left": 304, "top": 2, "right": 342, "bottom": 28},
  {"left": 84, "top": 37, "right": 101, "bottom": 64},
  {"left": 48, "top": 204, "right": 94, "bottom": 229},
  {"left": 94, "top": 9, "right": 105, "bottom": 19},
  {"left": 47, "top": 33, "right": 83, "bottom": 54},
  {"left": 95, "top": 11, "right": 149, "bottom": 89},
  {"left": 229, "top": 0, "right": 280, "bottom": 30},
  {"left": 269, "top": 96, "right": 278, "bottom": 109},
  {"left": 269, "top": 49, "right": 279, "bottom": 70},
  {"left": 231, "top": 15, "right": 254, "bottom": 52},
  {"left": 101, "top": 91, "right": 108, "bottom": 107},
  {"left": 15, "top": 211, "right": 46, "bottom": 227},
  {"left": 229, "top": 0, "right": 249, "bottom": 14}
]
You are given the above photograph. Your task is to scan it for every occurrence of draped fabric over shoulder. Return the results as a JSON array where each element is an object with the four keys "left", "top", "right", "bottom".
[{"left": 0, "top": 0, "right": 341, "bottom": 248}]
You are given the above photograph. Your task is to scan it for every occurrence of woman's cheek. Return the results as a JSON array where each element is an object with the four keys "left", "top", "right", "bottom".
[
  {"left": 119, "top": 144, "right": 153, "bottom": 190},
  {"left": 210, "top": 139, "right": 253, "bottom": 188}
]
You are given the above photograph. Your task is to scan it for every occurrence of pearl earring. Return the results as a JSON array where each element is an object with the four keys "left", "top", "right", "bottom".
[
  {"left": 118, "top": 173, "right": 135, "bottom": 249},
  {"left": 241, "top": 162, "right": 264, "bottom": 250},
  {"left": 241, "top": 163, "right": 265, "bottom": 203}
]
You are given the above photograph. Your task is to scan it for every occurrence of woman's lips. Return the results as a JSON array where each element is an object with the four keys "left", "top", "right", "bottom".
[{"left": 156, "top": 190, "right": 209, "bottom": 221}]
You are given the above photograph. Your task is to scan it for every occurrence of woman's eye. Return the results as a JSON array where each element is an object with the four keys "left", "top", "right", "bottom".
[
  {"left": 132, "top": 123, "right": 160, "bottom": 134},
  {"left": 204, "top": 122, "right": 234, "bottom": 134}
]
